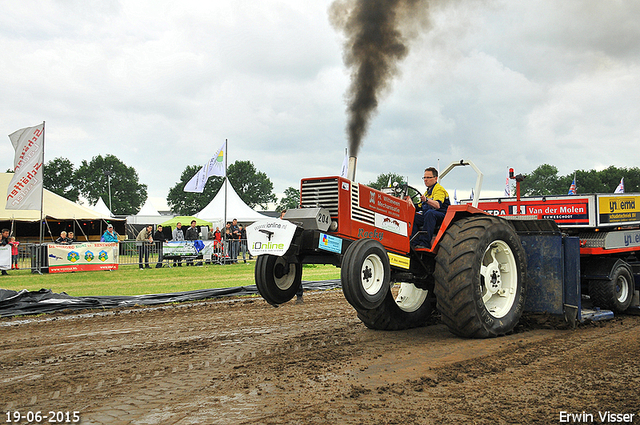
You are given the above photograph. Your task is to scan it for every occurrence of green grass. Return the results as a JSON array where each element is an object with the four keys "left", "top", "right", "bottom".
[{"left": 0, "top": 262, "right": 341, "bottom": 297}]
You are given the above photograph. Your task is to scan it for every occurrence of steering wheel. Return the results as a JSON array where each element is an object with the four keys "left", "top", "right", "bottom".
[
  {"left": 391, "top": 182, "right": 422, "bottom": 205},
  {"left": 405, "top": 185, "right": 422, "bottom": 206}
]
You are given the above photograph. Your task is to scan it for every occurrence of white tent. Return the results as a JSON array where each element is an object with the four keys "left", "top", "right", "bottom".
[
  {"left": 126, "top": 199, "right": 166, "bottom": 225},
  {"left": 137, "top": 199, "right": 160, "bottom": 216},
  {"left": 92, "top": 197, "right": 113, "bottom": 217},
  {"left": 196, "top": 179, "right": 269, "bottom": 228}
]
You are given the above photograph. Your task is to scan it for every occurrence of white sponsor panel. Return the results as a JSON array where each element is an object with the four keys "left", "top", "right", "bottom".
[
  {"left": 374, "top": 213, "right": 408, "bottom": 236},
  {"left": 163, "top": 240, "right": 215, "bottom": 257},
  {"left": 246, "top": 219, "right": 298, "bottom": 257},
  {"left": 0, "top": 246, "right": 10, "bottom": 270}
]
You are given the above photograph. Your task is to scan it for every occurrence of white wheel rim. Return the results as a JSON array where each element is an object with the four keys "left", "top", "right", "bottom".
[
  {"left": 361, "top": 253, "right": 384, "bottom": 296},
  {"left": 394, "top": 282, "right": 428, "bottom": 313},
  {"left": 273, "top": 258, "right": 296, "bottom": 291},
  {"left": 616, "top": 274, "right": 629, "bottom": 303},
  {"left": 479, "top": 240, "right": 518, "bottom": 319}
]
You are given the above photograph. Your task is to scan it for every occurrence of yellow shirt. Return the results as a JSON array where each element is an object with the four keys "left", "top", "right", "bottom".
[{"left": 422, "top": 183, "right": 449, "bottom": 211}]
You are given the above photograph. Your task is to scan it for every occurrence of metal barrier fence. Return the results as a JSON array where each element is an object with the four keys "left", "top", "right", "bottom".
[{"left": 10, "top": 240, "right": 252, "bottom": 272}]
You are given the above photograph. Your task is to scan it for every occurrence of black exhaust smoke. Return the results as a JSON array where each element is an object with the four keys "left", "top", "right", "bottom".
[{"left": 330, "top": 0, "right": 433, "bottom": 171}]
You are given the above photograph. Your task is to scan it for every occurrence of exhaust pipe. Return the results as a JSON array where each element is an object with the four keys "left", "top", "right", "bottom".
[{"left": 347, "top": 156, "right": 357, "bottom": 181}]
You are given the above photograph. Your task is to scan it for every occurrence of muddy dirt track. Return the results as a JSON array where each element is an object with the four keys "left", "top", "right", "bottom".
[{"left": 2, "top": 289, "right": 640, "bottom": 425}]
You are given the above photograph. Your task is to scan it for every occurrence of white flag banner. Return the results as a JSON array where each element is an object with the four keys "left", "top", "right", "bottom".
[
  {"left": 205, "top": 140, "right": 226, "bottom": 178},
  {"left": 6, "top": 123, "right": 44, "bottom": 210},
  {"left": 184, "top": 166, "right": 208, "bottom": 193},
  {"left": 184, "top": 141, "right": 227, "bottom": 193},
  {"left": 340, "top": 151, "right": 348, "bottom": 178},
  {"left": 614, "top": 177, "right": 624, "bottom": 194}
]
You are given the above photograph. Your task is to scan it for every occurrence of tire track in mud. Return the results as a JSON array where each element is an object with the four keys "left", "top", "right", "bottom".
[{"left": 0, "top": 292, "right": 361, "bottom": 423}]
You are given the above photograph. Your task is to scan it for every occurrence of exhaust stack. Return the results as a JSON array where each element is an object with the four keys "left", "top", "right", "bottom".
[{"left": 347, "top": 156, "right": 357, "bottom": 181}]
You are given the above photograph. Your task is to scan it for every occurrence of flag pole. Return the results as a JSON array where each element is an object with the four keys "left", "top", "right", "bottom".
[
  {"left": 224, "top": 139, "right": 228, "bottom": 233},
  {"left": 38, "top": 121, "right": 45, "bottom": 273}
]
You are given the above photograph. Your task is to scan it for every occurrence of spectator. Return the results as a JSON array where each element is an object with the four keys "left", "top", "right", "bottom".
[
  {"left": 213, "top": 227, "right": 222, "bottom": 248},
  {"left": 224, "top": 221, "right": 232, "bottom": 263},
  {"left": 172, "top": 222, "right": 184, "bottom": 267},
  {"left": 1, "top": 229, "right": 10, "bottom": 275},
  {"left": 185, "top": 220, "right": 199, "bottom": 240},
  {"left": 185, "top": 220, "right": 199, "bottom": 266},
  {"left": 8, "top": 236, "right": 19, "bottom": 270},
  {"left": 55, "top": 231, "right": 71, "bottom": 244},
  {"left": 67, "top": 232, "right": 77, "bottom": 243},
  {"left": 230, "top": 219, "right": 240, "bottom": 264},
  {"left": 153, "top": 225, "right": 168, "bottom": 268},
  {"left": 102, "top": 224, "right": 119, "bottom": 242},
  {"left": 280, "top": 210, "right": 287, "bottom": 219},
  {"left": 136, "top": 225, "right": 153, "bottom": 270},
  {"left": 238, "top": 223, "right": 248, "bottom": 263}
]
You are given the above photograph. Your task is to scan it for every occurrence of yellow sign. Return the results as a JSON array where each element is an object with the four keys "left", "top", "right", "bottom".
[
  {"left": 388, "top": 252, "right": 410, "bottom": 269},
  {"left": 598, "top": 195, "right": 640, "bottom": 224}
]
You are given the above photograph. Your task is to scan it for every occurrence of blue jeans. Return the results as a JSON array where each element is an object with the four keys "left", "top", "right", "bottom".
[
  {"left": 231, "top": 240, "right": 240, "bottom": 263},
  {"left": 412, "top": 208, "right": 446, "bottom": 247}
]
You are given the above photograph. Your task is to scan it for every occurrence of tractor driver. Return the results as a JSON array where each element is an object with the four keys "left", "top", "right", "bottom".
[{"left": 407, "top": 167, "right": 450, "bottom": 249}]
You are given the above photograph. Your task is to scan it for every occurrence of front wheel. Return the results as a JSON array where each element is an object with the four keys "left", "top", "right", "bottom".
[
  {"left": 341, "top": 238, "right": 391, "bottom": 311},
  {"left": 255, "top": 255, "right": 302, "bottom": 306},
  {"left": 434, "top": 216, "right": 527, "bottom": 338}
]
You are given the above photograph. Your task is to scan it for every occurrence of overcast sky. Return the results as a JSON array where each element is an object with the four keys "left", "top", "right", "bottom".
[{"left": 2, "top": 0, "right": 639, "bottom": 211}]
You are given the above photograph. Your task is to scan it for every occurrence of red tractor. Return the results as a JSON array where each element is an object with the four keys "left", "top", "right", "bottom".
[{"left": 247, "top": 160, "right": 638, "bottom": 338}]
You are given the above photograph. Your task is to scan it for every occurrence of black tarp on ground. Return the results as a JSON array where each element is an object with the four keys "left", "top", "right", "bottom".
[{"left": 0, "top": 280, "right": 341, "bottom": 318}]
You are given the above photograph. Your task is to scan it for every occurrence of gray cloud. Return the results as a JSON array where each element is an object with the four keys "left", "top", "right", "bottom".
[{"left": 1, "top": 0, "right": 639, "bottom": 210}]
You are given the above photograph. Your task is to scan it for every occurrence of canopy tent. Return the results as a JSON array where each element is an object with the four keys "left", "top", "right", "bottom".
[
  {"left": 0, "top": 173, "right": 124, "bottom": 242},
  {"left": 126, "top": 198, "right": 166, "bottom": 226},
  {"left": 92, "top": 197, "right": 113, "bottom": 217},
  {"left": 195, "top": 179, "right": 269, "bottom": 228},
  {"left": 137, "top": 199, "right": 160, "bottom": 216}
]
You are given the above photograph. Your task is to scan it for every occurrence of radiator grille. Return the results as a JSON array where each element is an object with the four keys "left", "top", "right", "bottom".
[
  {"left": 300, "top": 179, "right": 339, "bottom": 216},
  {"left": 351, "top": 184, "right": 375, "bottom": 225}
]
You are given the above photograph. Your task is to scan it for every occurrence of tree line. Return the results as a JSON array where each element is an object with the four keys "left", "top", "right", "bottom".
[
  {"left": 44, "top": 155, "right": 147, "bottom": 215},
  {"left": 518, "top": 164, "right": 640, "bottom": 196},
  {"left": 41, "top": 154, "right": 298, "bottom": 216},
  {"left": 39, "top": 157, "right": 639, "bottom": 216},
  {"left": 365, "top": 167, "right": 640, "bottom": 198}
]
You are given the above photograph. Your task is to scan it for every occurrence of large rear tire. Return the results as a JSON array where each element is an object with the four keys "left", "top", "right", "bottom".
[
  {"left": 255, "top": 255, "right": 302, "bottom": 306},
  {"left": 434, "top": 216, "right": 527, "bottom": 338},
  {"left": 588, "top": 262, "right": 634, "bottom": 313}
]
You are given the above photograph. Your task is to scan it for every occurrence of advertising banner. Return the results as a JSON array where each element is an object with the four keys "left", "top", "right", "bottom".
[
  {"left": 598, "top": 195, "right": 640, "bottom": 224},
  {"left": 6, "top": 123, "right": 44, "bottom": 210},
  {"left": 474, "top": 197, "right": 592, "bottom": 226},
  {"left": 163, "top": 241, "right": 215, "bottom": 258},
  {"left": 358, "top": 185, "right": 404, "bottom": 219},
  {"left": 47, "top": 242, "right": 119, "bottom": 273}
]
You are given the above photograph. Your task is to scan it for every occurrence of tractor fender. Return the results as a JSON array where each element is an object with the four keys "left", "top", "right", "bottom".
[{"left": 582, "top": 257, "right": 633, "bottom": 282}]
